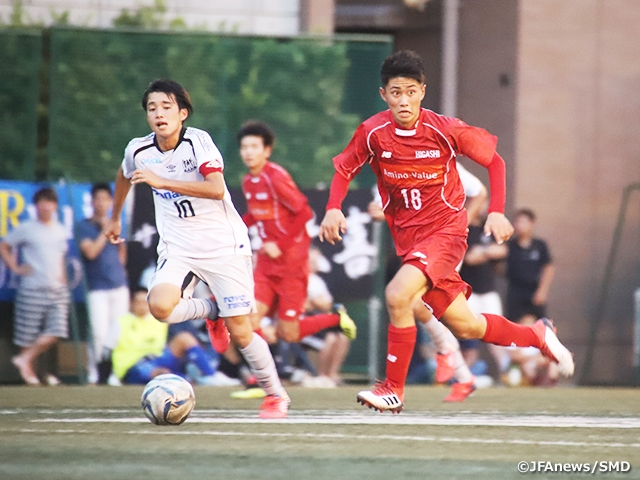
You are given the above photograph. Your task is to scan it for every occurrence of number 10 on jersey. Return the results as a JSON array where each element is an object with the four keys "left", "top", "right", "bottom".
[{"left": 174, "top": 199, "right": 195, "bottom": 218}]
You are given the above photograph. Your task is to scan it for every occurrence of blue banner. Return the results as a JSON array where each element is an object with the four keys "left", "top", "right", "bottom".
[{"left": 0, "top": 179, "right": 125, "bottom": 302}]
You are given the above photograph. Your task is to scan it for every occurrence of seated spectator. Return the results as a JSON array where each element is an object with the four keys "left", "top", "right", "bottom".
[
  {"left": 111, "top": 287, "right": 237, "bottom": 386},
  {"left": 300, "top": 246, "right": 351, "bottom": 388}
]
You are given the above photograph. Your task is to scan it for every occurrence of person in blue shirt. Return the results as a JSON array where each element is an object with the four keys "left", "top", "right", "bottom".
[{"left": 76, "top": 182, "right": 129, "bottom": 384}]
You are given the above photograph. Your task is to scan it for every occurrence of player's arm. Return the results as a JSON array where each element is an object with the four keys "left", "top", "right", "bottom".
[
  {"left": 105, "top": 166, "right": 132, "bottom": 244},
  {"left": 480, "top": 152, "right": 513, "bottom": 244},
  {"left": 319, "top": 172, "right": 350, "bottom": 244},
  {"left": 130, "top": 169, "right": 226, "bottom": 200}
]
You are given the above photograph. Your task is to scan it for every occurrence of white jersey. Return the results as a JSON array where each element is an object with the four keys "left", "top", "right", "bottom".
[{"left": 122, "top": 127, "right": 251, "bottom": 259}]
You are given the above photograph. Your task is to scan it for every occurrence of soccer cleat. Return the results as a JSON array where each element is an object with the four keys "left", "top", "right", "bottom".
[
  {"left": 206, "top": 318, "right": 230, "bottom": 354},
  {"left": 356, "top": 380, "right": 404, "bottom": 413},
  {"left": 335, "top": 304, "right": 357, "bottom": 340},
  {"left": 258, "top": 393, "right": 290, "bottom": 419},
  {"left": 533, "top": 318, "right": 574, "bottom": 377},
  {"left": 435, "top": 351, "right": 455, "bottom": 384},
  {"left": 444, "top": 378, "right": 476, "bottom": 402}
]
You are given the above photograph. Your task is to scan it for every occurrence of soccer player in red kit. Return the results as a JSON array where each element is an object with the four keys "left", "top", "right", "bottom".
[
  {"left": 238, "top": 122, "right": 357, "bottom": 344},
  {"left": 320, "top": 50, "right": 574, "bottom": 413}
]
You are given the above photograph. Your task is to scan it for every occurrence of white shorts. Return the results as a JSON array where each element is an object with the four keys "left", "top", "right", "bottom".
[
  {"left": 466, "top": 291, "right": 503, "bottom": 316},
  {"left": 148, "top": 254, "right": 255, "bottom": 317}
]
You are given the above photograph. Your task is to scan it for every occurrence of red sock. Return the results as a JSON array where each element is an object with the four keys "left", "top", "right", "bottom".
[
  {"left": 297, "top": 313, "right": 340, "bottom": 339},
  {"left": 385, "top": 324, "right": 417, "bottom": 393},
  {"left": 482, "top": 314, "right": 541, "bottom": 348}
]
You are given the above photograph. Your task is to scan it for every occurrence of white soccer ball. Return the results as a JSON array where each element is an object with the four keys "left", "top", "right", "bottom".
[{"left": 141, "top": 374, "right": 196, "bottom": 426}]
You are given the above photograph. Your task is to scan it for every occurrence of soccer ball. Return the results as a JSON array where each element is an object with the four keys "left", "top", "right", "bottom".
[{"left": 141, "top": 374, "right": 196, "bottom": 426}]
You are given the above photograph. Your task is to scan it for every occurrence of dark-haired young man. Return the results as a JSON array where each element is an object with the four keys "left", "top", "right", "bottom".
[
  {"left": 76, "top": 182, "right": 129, "bottom": 384},
  {"left": 320, "top": 50, "right": 574, "bottom": 413},
  {"left": 104, "top": 80, "right": 289, "bottom": 418},
  {"left": 0, "top": 187, "right": 69, "bottom": 386},
  {"left": 237, "top": 121, "right": 356, "bottom": 345}
]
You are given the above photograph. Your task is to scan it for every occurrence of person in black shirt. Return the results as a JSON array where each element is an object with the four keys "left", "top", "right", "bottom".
[{"left": 506, "top": 208, "right": 555, "bottom": 324}]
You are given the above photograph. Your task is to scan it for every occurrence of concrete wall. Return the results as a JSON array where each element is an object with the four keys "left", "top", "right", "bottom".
[
  {"left": 516, "top": 0, "right": 640, "bottom": 384},
  {"left": 0, "top": 0, "right": 300, "bottom": 35}
]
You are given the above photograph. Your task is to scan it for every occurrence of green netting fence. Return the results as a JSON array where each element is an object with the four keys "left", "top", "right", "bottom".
[
  {"left": 0, "top": 28, "right": 42, "bottom": 180},
  {"left": 44, "top": 28, "right": 391, "bottom": 188}
]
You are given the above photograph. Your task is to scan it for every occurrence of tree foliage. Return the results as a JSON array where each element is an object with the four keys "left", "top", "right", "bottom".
[{"left": 47, "top": 29, "right": 368, "bottom": 188}]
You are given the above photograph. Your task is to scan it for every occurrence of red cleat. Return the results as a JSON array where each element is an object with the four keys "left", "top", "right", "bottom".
[
  {"left": 206, "top": 318, "right": 230, "bottom": 354},
  {"left": 444, "top": 378, "right": 476, "bottom": 403},
  {"left": 435, "top": 351, "right": 455, "bottom": 384},
  {"left": 259, "top": 394, "right": 290, "bottom": 419}
]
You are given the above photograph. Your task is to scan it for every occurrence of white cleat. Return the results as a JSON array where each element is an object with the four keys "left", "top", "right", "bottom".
[
  {"left": 356, "top": 381, "right": 404, "bottom": 413},
  {"left": 534, "top": 318, "right": 574, "bottom": 377}
]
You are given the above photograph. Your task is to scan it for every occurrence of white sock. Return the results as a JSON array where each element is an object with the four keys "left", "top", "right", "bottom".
[
  {"left": 423, "top": 317, "right": 474, "bottom": 384},
  {"left": 423, "top": 317, "right": 455, "bottom": 353},
  {"left": 163, "top": 297, "right": 214, "bottom": 324},
  {"left": 239, "top": 333, "right": 285, "bottom": 397}
]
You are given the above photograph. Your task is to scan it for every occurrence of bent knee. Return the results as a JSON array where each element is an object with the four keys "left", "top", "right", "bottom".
[
  {"left": 385, "top": 286, "right": 412, "bottom": 313},
  {"left": 148, "top": 302, "right": 174, "bottom": 322}
]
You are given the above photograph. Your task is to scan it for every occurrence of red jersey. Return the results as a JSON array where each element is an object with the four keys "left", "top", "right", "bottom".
[
  {"left": 242, "top": 161, "right": 313, "bottom": 277},
  {"left": 333, "top": 108, "right": 498, "bottom": 256}
]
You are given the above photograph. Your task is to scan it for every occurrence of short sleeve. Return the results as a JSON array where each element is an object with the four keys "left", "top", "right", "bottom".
[
  {"left": 121, "top": 139, "right": 138, "bottom": 179},
  {"left": 2, "top": 224, "right": 27, "bottom": 247},
  {"left": 539, "top": 240, "right": 552, "bottom": 265},
  {"left": 189, "top": 129, "right": 224, "bottom": 177},
  {"left": 333, "top": 123, "right": 372, "bottom": 180},
  {"left": 447, "top": 119, "right": 498, "bottom": 167}
]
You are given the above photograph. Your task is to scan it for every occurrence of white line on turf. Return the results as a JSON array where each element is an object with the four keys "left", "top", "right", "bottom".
[
  {"left": 30, "top": 411, "right": 640, "bottom": 429},
  {"left": 5, "top": 428, "right": 639, "bottom": 449}
]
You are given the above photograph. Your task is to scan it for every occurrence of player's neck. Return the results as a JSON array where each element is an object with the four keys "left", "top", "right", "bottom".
[
  {"left": 155, "top": 127, "right": 183, "bottom": 152},
  {"left": 249, "top": 159, "right": 269, "bottom": 176}
]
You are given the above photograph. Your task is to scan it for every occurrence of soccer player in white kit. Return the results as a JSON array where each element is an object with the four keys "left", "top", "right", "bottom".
[{"left": 104, "top": 79, "right": 289, "bottom": 418}]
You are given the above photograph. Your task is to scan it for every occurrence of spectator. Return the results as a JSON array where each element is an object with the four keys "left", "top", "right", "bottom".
[
  {"left": 504, "top": 208, "right": 558, "bottom": 386},
  {"left": 111, "top": 287, "right": 236, "bottom": 386},
  {"left": 76, "top": 182, "right": 129, "bottom": 384},
  {"left": 506, "top": 208, "right": 555, "bottom": 325},
  {"left": 0, "top": 187, "right": 69, "bottom": 386},
  {"left": 300, "top": 245, "right": 351, "bottom": 388}
]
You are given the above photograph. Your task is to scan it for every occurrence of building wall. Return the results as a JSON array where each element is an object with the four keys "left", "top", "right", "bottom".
[
  {"left": 516, "top": 0, "right": 640, "bottom": 384},
  {"left": 0, "top": 0, "right": 300, "bottom": 35}
]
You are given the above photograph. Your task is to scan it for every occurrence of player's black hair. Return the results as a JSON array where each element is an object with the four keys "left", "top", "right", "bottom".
[
  {"left": 236, "top": 121, "right": 275, "bottom": 148},
  {"left": 33, "top": 187, "right": 58, "bottom": 204},
  {"left": 141, "top": 79, "right": 193, "bottom": 118},
  {"left": 380, "top": 50, "right": 426, "bottom": 87},
  {"left": 91, "top": 182, "right": 112, "bottom": 198},
  {"left": 515, "top": 208, "right": 536, "bottom": 222}
]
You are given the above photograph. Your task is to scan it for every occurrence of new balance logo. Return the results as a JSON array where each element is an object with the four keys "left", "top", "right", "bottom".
[
  {"left": 381, "top": 151, "right": 392, "bottom": 158},
  {"left": 387, "top": 354, "right": 397, "bottom": 363}
]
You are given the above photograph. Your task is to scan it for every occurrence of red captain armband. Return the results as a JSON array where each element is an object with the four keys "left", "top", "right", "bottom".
[
  {"left": 199, "top": 160, "right": 223, "bottom": 177},
  {"left": 486, "top": 152, "right": 506, "bottom": 213},
  {"left": 326, "top": 172, "right": 350, "bottom": 210}
]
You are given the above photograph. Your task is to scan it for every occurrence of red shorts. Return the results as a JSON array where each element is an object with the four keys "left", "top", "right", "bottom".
[
  {"left": 254, "top": 268, "right": 308, "bottom": 321},
  {"left": 402, "top": 233, "right": 471, "bottom": 319}
]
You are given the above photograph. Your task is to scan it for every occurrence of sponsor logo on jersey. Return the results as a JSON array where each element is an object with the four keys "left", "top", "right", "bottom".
[
  {"left": 203, "top": 160, "right": 222, "bottom": 169},
  {"left": 255, "top": 192, "right": 268, "bottom": 200},
  {"left": 182, "top": 158, "right": 197, "bottom": 173},
  {"left": 223, "top": 294, "right": 251, "bottom": 310},
  {"left": 381, "top": 151, "right": 392, "bottom": 158},
  {"left": 152, "top": 188, "right": 180, "bottom": 199},
  {"left": 140, "top": 157, "right": 162, "bottom": 165},
  {"left": 166, "top": 164, "right": 177, "bottom": 173},
  {"left": 379, "top": 161, "right": 444, "bottom": 186},
  {"left": 415, "top": 150, "right": 441, "bottom": 159}
]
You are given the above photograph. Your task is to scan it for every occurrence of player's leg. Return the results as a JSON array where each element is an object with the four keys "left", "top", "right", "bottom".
[
  {"left": 414, "top": 300, "right": 472, "bottom": 385},
  {"left": 441, "top": 293, "right": 574, "bottom": 377},
  {"left": 357, "top": 263, "right": 425, "bottom": 413},
  {"left": 147, "top": 257, "right": 215, "bottom": 324},
  {"left": 273, "top": 275, "right": 356, "bottom": 343},
  {"left": 205, "top": 254, "right": 289, "bottom": 418}
]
